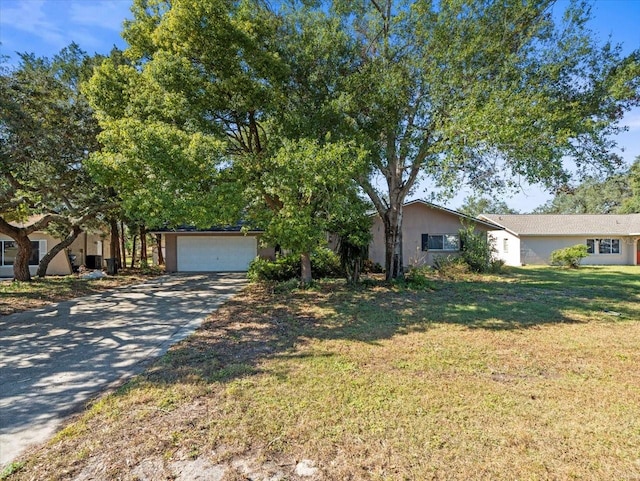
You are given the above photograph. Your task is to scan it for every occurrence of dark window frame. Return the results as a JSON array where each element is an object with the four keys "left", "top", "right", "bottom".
[
  {"left": 421, "top": 234, "right": 460, "bottom": 252},
  {"left": 1, "top": 240, "right": 42, "bottom": 266}
]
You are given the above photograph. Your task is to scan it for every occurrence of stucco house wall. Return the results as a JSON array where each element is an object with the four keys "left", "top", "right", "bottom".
[
  {"left": 370, "top": 201, "right": 500, "bottom": 268},
  {"left": 519, "top": 235, "right": 635, "bottom": 266},
  {"left": 481, "top": 213, "right": 640, "bottom": 266},
  {"left": 488, "top": 231, "right": 521, "bottom": 266}
]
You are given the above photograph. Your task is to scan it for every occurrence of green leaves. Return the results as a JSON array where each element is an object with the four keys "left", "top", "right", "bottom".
[
  {"left": 86, "top": 0, "right": 291, "bottom": 229},
  {"left": 85, "top": 0, "right": 639, "bottom": 280},
  {"left": 248, "top": 138, "right": 368, "bottom": 254},
  {"left": 0, "top": 45, "right": 103, "bottom": 220},
  {"left": 87, "top": 117, "right": 229, "bottom": 228}
]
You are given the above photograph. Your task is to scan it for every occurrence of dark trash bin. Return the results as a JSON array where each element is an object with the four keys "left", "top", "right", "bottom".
[{"left": 106, "top": 258, "right": 118, "bottom": 275}]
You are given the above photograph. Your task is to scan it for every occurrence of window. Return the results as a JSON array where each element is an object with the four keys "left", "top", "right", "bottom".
[
  {"left": 1, "top": 240, "right": 42, "bottom": 266},
  {"left": 421, "top": 234, "right": 460, "bottom": 251},
  {"left": 29, "top": 241, "right": 40, "bottom": 265},
  {"left": 598, "top": 238, "right": 620, "bottom": 254},
  {"left": 503, "top": 238, "right": 509, "bottom": 253},
  {"left": 586, "top": 239, "right": 595, "bottom": 254},
  {"left": 3, "top": 241, "right": 17, "bottom": 265}
]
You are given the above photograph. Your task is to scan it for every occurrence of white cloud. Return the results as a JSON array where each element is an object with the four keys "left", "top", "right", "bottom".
[
  {"left": 68, "top": 0, "right": 131, "bottom": 32},
  {"left": 623, "top": 111, "right": 640, "bottom": 132},
  {"left": 0, "top": 0, "right": 131, "bottom": 58},
  {"left": 0, "top": 0, "right": 66, "bottom": 49}
]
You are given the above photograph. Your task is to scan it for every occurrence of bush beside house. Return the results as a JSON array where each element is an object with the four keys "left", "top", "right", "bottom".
[{"left": 550, "top": 244, "right": 589, "bottom": 268}]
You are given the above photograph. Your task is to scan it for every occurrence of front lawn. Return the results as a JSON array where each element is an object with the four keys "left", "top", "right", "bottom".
[{"left": 7, "top": 266, "right": 640, "bottom": 480}]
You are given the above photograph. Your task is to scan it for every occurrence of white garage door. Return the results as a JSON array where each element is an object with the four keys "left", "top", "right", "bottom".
[{"left": 177, "top": 236, "right": 257, "bottom": 272}]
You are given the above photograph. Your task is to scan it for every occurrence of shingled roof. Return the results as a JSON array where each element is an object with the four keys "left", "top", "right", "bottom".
[{"left": 478, "top": 214, "right": 640, "bottom": 236}]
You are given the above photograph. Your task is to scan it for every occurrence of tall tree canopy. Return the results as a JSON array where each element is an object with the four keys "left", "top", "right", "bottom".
[
  {"left": 620, "top": 156, "right": 640, "bottom": 213},
  {"left": 86, "top": 0, "right": 288, "bottom": 229},
  {"left": 458, "top": 196, "right": 520, "bottom": 217},
  {"left": 89, "top": 0, "right": 640, "bottom": 281},
  {"left": 331, "top": 0, "right": 640, "bottom": 278},
  {"left": 0, "top": 45, "right": 105, "bottom": 280},
  {"left": 533, "top": 168, "right": 634, "bottom": 214},
  {"left": 86, "top": 0, "right": 370, "bottom": 282}
]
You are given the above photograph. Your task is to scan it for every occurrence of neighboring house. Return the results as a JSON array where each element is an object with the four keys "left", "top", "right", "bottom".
[
  {"left": 479, "top": 214, "right": 640, "bottom": 266},
  {"left": 0, "top": 222, "right": 110, "bottom": 277},
  {"left": 369, "top": 200, "right": 503, "bottom": 268},
  {"left": 155, "top": 225, "right": 274, "bottom": 273}
]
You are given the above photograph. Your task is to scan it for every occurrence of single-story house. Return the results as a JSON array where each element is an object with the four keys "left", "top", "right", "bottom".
[
  {"left": 369, "top": 200, "right": 503, "bottom": 268},
  {"left": 478, "top": 213, "right": 640, "bottom": 266},
  {"left": 155, "top": 225, "right": 274, "bottom": 273},
  {"left": 0, "top": 224, "right": 110, "bottom": 277}
]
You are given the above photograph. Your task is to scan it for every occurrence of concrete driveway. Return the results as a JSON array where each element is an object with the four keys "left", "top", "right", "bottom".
[{"left": 0, "top": 273, "right": 246, "bottom": 467}]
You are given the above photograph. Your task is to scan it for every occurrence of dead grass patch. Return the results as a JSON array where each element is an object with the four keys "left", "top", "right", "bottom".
[{"left": 6, "top": 266, "right": 640, "bottom": 480}]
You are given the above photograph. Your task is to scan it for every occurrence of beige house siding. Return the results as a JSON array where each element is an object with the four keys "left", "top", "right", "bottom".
[
  {"left": 518, "top": 235, "right": 636, "bottom": 266},
  {"left": 164, "top": 234, "right": 178, "bottom": 272},
  {"left": 370, "top": 202, "right": 496, "bottom": 268},
  {"left": 480, "top": 213, "right": 640, "bottom": 266},
  {"left": 0, "top": 231, "right": 109, "bottom": 277}
]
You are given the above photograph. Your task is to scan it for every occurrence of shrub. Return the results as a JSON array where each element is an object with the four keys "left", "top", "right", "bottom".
[
  {"left": 247, "top": 248, "right": 343, "bottom": 282},
  {"left": 433, "top": 255, "right": 470, "bottom": 279},
  {"left": 310, "top": 247, "right": 343, "bottom": 278},
  {"left": 330, "top": 209, "right": 373, "bottom": 283},
  {"left": 362, "top": 259, "right": 384, "bottom": 274},
  {"left": 458, "top": 225, "right": 498, "bottom": 273},
  {"left": 405, "top": 265, "right": 436, "bottom": 289},
  {"left": 247, "top": 255, "right": 299, "bottom": 282},
  {"left": 488, "top": 258, "right": 506, "bottom": 273},
  {"left": 550, "top": 244, "right": 589, "bottom": 268}
]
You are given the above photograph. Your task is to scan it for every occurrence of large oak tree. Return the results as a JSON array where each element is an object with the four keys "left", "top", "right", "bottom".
[
  {"left": 331, "top": 0, "right": 640, "bottom": 278},
  {"left": 86, "top": 0, "right": 371, "bottom": 282},
  {"left": 88, "top": 0, "right": 639, "bottom": 282},
  {"left": 0, "top": 45, "right": 106, "bottom": 280}
]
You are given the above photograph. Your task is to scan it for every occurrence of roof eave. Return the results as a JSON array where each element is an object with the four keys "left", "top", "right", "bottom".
[{"left": 406, "top": 200, "right": 505, "bottom": 230}]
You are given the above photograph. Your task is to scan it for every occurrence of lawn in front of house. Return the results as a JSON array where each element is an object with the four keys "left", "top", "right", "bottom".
[{"left": 6, "top": 266, "right": 640, "bottom": 480}]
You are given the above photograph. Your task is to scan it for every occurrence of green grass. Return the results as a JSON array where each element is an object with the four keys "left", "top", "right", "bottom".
[
  {"left": 0, "top": 463, "right": 24, "bottom": 480},
  {"left": 8, "top": 266, "right": 640, "bottom": 480}
]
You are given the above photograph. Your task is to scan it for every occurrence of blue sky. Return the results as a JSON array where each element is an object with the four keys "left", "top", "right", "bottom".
[{"left": 1, "top": 0, "right": 639, "bottom": 211}]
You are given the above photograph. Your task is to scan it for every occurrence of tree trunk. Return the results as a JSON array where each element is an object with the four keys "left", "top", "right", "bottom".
[
  {"left": 0, "top": 214, "right": 78, "bottom": 282},
  {"left": 300, "top": 252, "right": 312, "bottom": 284},
  {"left": 383, "top": 204, "right": 404, "bottom": 281},
  {"left": 120, "top": 221, "right": 126, "bottom": 268},
  {"left": 156, "top": 234, "right": 165, "bottom": 265},
  {"left": 352, "top": 257, "right": 361, "bottom": 284},
  {"left": 37, "top": 226, "right": 82, "bottom": 277},
  {"left": 130, "top": 234, "right": 137, "bottom": 268},
  {"left": 140, "top": 225, "right": 147, "bottom": 266},
  {"left": 13, "top": 233, "right": 33, "bottom": 282},
  {"left": 110, "top": 219, "right": 119, "bottom": 268}
]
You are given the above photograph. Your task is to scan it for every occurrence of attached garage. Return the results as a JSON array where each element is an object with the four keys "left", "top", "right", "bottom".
[
  {"left": 156, "top": 227, "right": 274, "bottom": 273},
  {"left": 176, "top": 235, "right": 257, "bottom": 272}
]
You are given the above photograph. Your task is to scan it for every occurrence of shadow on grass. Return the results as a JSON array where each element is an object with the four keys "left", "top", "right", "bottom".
[{"left": 141, "top": 266, "right": 639, "bottom": 387}]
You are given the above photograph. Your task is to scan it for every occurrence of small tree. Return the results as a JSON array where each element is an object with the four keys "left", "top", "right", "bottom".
[
  {"left": 550, "top": 244, "right": 589, "bottom": 268},
  {"left": 458, "top": 225, "right": 497, "bottom": 273},
  {"left": 334, "top": 209, "right": 372, "bottom": 284},
  {"left": 248, "top": 138, "right": 368, "bottom": 284}
]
